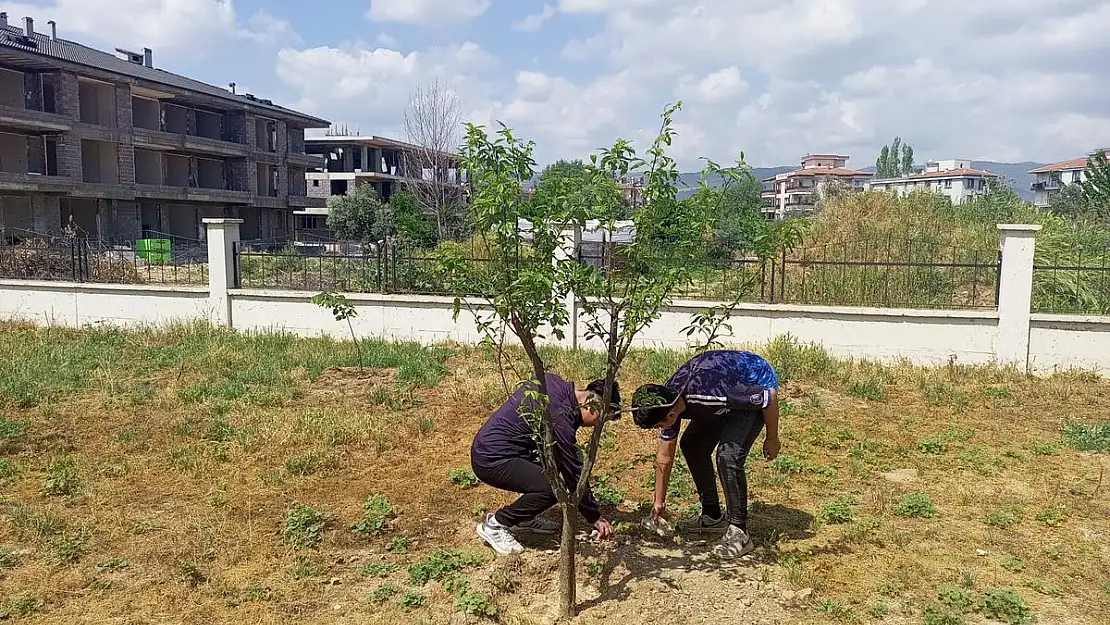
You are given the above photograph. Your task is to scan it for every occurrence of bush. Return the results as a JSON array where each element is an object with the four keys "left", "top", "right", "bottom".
[
  {"left": 351, "top": 494, "right": 394, "bottom": 537},
  {"left": 892, "top": 492, "right": 938, "bottom": 518},
  {"left": 455, "top": 590, "right": 498, "bottom": 617},
  {"left": 819, "top": 495, "right": 858, "bottom": 525},
  {"left": 980, "top": 588, "right": 1034, "bottom": 624},
  {"left": 448, "top": 467, "right": 479, "bottom": 489},
  {"left": 282, "top": 503, "right": 327, "bottom": 548}
]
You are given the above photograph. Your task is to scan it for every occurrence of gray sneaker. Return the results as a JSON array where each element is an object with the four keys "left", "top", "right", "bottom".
[
  {"left": 676, "top": 513, "right": 728, "bottom": 535},
  {"left": 476, "top": 514, "right": 524, "bottom": 555},
  {"left": 510, "top": 515, "right": 561, "bottom": 536},
  {"left": 712, "top": 525, "right": 755, "bottom": 559}
]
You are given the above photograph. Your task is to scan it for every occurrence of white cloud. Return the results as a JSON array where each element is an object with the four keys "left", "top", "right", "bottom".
[
  {"left": 376, "top": 33, "right": 399, "bottom": 48},
  {"left": 366, "top": 0, "right": 490, "bottom": 23},
  {"left": 513, "top": 4, "right": 556, "bottom": 31},
  {"left": 239, "top": 9, "right": 300, "bottom": 46},
  {"left": 3, "top": 0, "right": 237, "bottom": 53},
  {"left": 678, "top": 67, "right": 747, "bottom": 104}
]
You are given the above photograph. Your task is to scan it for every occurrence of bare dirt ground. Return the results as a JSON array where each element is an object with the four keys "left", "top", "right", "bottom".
[{"left": 1, "top": 327, "right": 1108, "bottom": 624}]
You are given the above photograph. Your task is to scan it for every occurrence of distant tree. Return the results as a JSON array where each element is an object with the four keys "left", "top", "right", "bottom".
[
  {"left": 1049, "top": 182, "right": 1093, "bottom": 220},
  {"left": 403, "top": 78, "right": 467, "bottom": 239},
  {"left": 701, "top": 173, "right": 765, "bottom": 259},
  {"left": 1080, "top": 149, "right": 1110, "bottom": 217},
  {"left": 533, "top": 159, "right": 633, "bottom": 219},
  {"left": 390, "top": 187, "right": 438, "bottom": 249},
  {"left": 876, "top": 136, "right": 915, "bottom": 178},
  {"left": 327, "top": 183, "right": 393, "bottom": 244}
]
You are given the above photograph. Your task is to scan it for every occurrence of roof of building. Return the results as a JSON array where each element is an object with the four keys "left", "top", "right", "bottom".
[
  {"left": 871, "top": 168, "right": 997, "bottom": 184},
  {"left": 0, "top": 22, "right": 329, "bottom": 127},
  {"left": 306, "top": 134, "right": 460, "bottom": 160},
  {"left": 801, "top": 154, "right": 850, "bottom": 160},
  {"left": 1029, "top": 157, "right": 1089, "bottom": 174},
  {"left": 764, "top": 166, "right": 871, "bottom": 181}
]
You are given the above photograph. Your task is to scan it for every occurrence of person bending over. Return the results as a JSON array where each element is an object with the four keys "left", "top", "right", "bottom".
[
  {"left": 631, "top": 349, "right": 780, "bottom": 558},
  {"left": 470, "top": 375, "right": 619, "bottom": 555}
]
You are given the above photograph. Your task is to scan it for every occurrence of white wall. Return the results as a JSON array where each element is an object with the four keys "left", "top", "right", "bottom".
[
  {"left": 0, "top": 281, "right": 211, "bottom": 327},
  {"left": 1029, "top": 314, "right": 1110, "bottom": 375}
]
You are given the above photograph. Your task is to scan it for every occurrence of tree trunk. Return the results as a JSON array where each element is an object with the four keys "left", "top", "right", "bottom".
[{"left": 559, "top": 502, "right": 577, "bottom": 619}]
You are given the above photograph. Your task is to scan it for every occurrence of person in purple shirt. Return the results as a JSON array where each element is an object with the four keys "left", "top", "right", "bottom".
[
  {"left": 631, "top": 350, "right": 781, "bottom": 559},
  {"left": 470, "top": 374, "right": 620, "bottom": 555}
]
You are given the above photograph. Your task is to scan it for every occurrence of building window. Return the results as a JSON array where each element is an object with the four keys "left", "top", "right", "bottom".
[
  {"left": 944, "top": 179, "right": 952, "bottom": 189},
  {"left": 1073, "top": 172, "right": 1083, "bottom": 183},
  {"left": 312, "top": 179, "right": 319, "bottom": 187}
]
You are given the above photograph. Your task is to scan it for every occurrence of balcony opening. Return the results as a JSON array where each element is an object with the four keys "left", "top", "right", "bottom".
[
  {"left": 41, "top": 74, "right": 57, "bottom": 113},
  {"left": 0, "top": 67, "right": 23, "bottom": 109},
  {"left": 255, "top": 118, "right": 277, "bottom": 152},
  {"left": 78, "top": 79, "right": 116, "bottom": 126},
  {"left": 134, "top": 148, "right": 162, "bottom": 185},
  {"left": 132, "top": 96, "right": 160, "bottom": 131},
  {"left": 196, "top": 157, "right": 223, "bottom": 189},
  {"left": 44, "top": 136, "right": 58, "bottom": 176},
  {"left": 163, "top": 103, "right": 188, "bottom": 134},
  {"left": 0, "top": 132, "right": 28, "bottom": 173},
  {"left": 195, "top": 110, "right": 222, "bottom": 140},
  {"left": 288, "top": 167, "right": 305, "bottom": 197},
  {"left": 256, "top": 163, "right": 279, "bottom": 196},
  {"left": 165, "top": 154, "right": 189, "bottom": 187},
  {"left": 330, "top": 179, "right": 348, "bottom": 195},
  {"left": 80, "top": 139, "right": 119, "bottom": 183}
]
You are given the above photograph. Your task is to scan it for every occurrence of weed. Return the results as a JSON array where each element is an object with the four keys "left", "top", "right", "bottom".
[
  {"left": 819, "top": 495, "right": 858, "bottom": 525},
  {"left": 1001, "top": 555, "right": 1025, "bottom": 573},
  {"left": 763, "top": 334, "right": 837, "bottom": 383},
  {"left": 42, "top": 456, "right": 83, "bottom": 497},
  {"left": 351, "top": 494, "right": 394, "bottom": 537},
  {"left": 175, "top": 559, "right": 207, "bottom": 587},
  {"left": 984, "top": 506, "right": 1022, "bottom": 528},
  {"left": 1034, "top": 506, "right": 1065, "bottom": 527},
  {"left": 243, "top": 582, "right": 276, "bottom": 602},
  {"left": 585, "top": 559, "right": 603, "bottom": 577},
  {"left": 923, "top": 381, "right": 966, "bottom": 408},
  {"left": 284, "top": 451, "right": 337, "bottom": 476},
  {"left": 0, "top": 416, "right": 26, "bottom": 440},
  {"left": 10, "top": 506, "right": 63, "bottom": 539},
  {"left": 95, "top": 556, "right": 130, "bottom": 572},
  {"left": 399, "top": 589, "right": 426, "bottom": 610},
  {"left": 455, "top": 590, "right": 498, "bottom": 617},
  {"left": 418, "top": 415, "right": 436, "bottom": 434},
  {"left": 846, "top": 377, "right": 884, "bottom": 401},
  {"left": 281, "top": 503, "right": 327, "bottom": 548},
  {"left": 843, "top": 515, "right": 882, "bottom": 544},
  {"left": 1026, "top": 578, "right": 1063, "bottom": 597},
  {"left": 369, "top": 582, "right": 400, "bottom": 603},
  {"left": 923, "top": 603, "right": 966, "bottom": 625},
  {"left": 409, "top": 548, "right": 485, "bottom": 585},
  {"left": 814, "top": 598, "right": 854, "bottom": 619},
  {"left": 387, "top": 536, "right": 408, "bottom": 554},
  {"left": 491, "top": 570, "right": 519, "bottom": 593},
  {"left": 867, "top": 600, "right": 887, "bottom": 619},
  {"left": 203, "top": 416, "right": 237, "bottom": 442},
  {"left": 0, "top": 458, "right": 16, "bottom": 482},
  {"left": 292, "top": 554, "right": 324, "bottom": 579},
  {"left": 938, "top": 585, "right": 976, "bottom": 612},
  {"left": 1061, "top": 421, "right": 1110, "bottom": 452},
  {"left": 129, "top": 520, "right": 153, "bottom": 535},
  {"left": 877, "top": 579, "right": 904, "bottom": 597},
  {"left": 1031, "top": 442, "right": 1058, "bottom": 456},
  {"left": 770, "top": 453, "right": 806, "bottom": 474},
  {"left": 917, "top": 436, "right": 947, "bottom": 454},
  {"left": 0, "top": 546, "right": 17, "bottom": 568},
  {"left": 847, "top": 439, "right": 879, "bottom": 461},
  {"left": 979, "top": 588, "right": 1034, "bottom": 624},
  {"left": 448, "top": 467, "right": 479, "bottom": 489},
  {"left": 4, "top": 595, "right": 44, "bottom": 617},
  {"left": 444, "top": 574, "right": 470, "bottom": 595},
  {"left": 983, "top": 385, "right": 1013, "bottom": 399},
  {"left": 591, "top": 475, "right": 625, "bottom": 505},
  {"left": 359, "top": 562, "right": 397, "bottom": 578},
  {"left": 892, "top": 492, "right": 939, "bottom": 518},
  {"left": 47, "top": 533, "right": 87, "bottom": 564},
  {"left": 472, "top": 503, "right": 488, "bottom": 518}
]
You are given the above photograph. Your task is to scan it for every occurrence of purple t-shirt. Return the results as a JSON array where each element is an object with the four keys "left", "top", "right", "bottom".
[
  {"left": 470, "top": 373, "right": 600, "bottom": 523},
  {"left": 660, "top": 350, "right": 778, "bottom": 442}
]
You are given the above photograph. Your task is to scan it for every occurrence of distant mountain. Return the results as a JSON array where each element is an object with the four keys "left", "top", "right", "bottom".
[{"left": 677, "top": 161, "right": 1048, "bottom": 202}]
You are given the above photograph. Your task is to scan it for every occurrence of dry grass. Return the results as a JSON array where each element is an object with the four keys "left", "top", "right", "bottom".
[{"left": 1, "top": 323, "right": 1108, "bottom": 624}]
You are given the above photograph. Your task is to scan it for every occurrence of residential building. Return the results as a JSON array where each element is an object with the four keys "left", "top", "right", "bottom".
[
  {"left": 0, "top": 13, "right": 329, "bottom": 244},
  {"left": 761, "top": 154, "right": 871, "bottom": 219},
  {"left": 300, "top": 134, "right": 461, "bottom": 240},
  {"left": 866, "top": 159, "right": 997, "bottom": 204},
  {"left": 1028, "top": 152, "right": 1102, "bottom": 207}
]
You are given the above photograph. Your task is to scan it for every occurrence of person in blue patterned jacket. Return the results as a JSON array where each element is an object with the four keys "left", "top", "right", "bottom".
[{"left": 630, "top": 349, "right": 781, "bottom": 558}]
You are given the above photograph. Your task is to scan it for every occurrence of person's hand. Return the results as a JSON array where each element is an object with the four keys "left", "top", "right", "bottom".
[
  {"left": 651, "top": 500, "right": 667, "bottom": 521},
  {"left": 594, "top": 519, "right": 613, "bottom": 539},
  {"left": 763, "top": 437, "right": 781, "bottom": 461}
]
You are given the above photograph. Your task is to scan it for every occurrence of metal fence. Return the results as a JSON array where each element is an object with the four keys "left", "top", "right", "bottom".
[
  {"left": 0, "top": 233, "right": 209, "bottom": 285},
  {"left": 1033, "top": 244, "right": 1110, "bottom": 315}
]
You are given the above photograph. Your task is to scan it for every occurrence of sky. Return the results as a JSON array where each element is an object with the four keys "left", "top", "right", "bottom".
[{"left": 5, "top": 0, "right": 1110, "bottom": 170}]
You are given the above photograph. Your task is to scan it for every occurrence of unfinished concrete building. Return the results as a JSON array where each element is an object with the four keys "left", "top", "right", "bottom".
[{"left": 0, "top": 14, "right": 330, "bottom": 244}]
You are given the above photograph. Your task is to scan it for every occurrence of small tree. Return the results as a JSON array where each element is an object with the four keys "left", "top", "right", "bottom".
[
  {"left": 875, "top": 136, "right": 915, "bottom": 178},
  {"left": 449, "top": 103, "right": 754, "bottom": 618},
  {"left": 326, "top": 184, "right": 393, "bottom": 245},
  {"left": 390, "top": 187, "right": 439, "bottom": 249}
]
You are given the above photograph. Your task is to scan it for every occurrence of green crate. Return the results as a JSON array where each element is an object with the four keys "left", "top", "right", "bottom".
[{"left": 136, "top": 238, "right": 171, "bottom": 263}]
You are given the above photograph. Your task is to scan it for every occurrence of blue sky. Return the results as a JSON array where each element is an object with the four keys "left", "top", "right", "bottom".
[{"left": 5, "top": 0, "right": 1110, "bottom": 169}]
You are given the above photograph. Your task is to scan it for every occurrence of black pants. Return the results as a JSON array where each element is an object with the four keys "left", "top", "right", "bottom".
[
  {"left": 471, "top": 457, "right": 555, "bottom": 527},
  {"left": 680, "top": 410, "right": 765, "bottom": 530}
]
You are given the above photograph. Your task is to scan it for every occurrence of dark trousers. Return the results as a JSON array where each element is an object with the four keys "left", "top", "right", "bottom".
[
  {"left": 680, "top": 410, "right": 765, "bottom": 530},
  {"left": 471, "top": 457, "right": 555, "bottom": 527}
]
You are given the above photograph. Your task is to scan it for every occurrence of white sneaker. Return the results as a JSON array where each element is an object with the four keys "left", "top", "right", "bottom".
[
  {"left": 476, "top": 514, "right": 524, "bottom": 555},
  {"left": 511, "top": 516, "right": 561, "bottom": 536},
  {"left": 712, "top": 525, "right": 755, "bottom": 559}
]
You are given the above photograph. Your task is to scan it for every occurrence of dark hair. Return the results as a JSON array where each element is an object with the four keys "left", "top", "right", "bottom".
[
  {"left": 631, "top": 384, "right": 678, "bottom": 429},
  {"left": 585, "top": 379, "right": 621, "bottom": 418}
]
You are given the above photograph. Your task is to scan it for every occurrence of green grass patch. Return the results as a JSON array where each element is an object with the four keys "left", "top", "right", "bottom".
[
  {"left": 409, "top": 549, "right": 485, "bottom": 585},
  {"left": 893, "top": 492, "right": 938, "bottom": 518},
  {"left": 351, "top": 494, "right": 394, "bottom": 537},
  {"left": 1061, "top": 421, "right": 1110, "bottom": 452},
  {"left": 819, "top": 495, "right": 858, "bottom": 525},
  {"left": 282, "top": 503, "right": 327, "bottom": 548}
]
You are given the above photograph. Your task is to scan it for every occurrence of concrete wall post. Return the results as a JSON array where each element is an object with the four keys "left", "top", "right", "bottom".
[
  {"left": 555, "top": 227, "right": 581, "bottom": 350},
  {"left": 205, "top": 218, "right": 242, "bottom": 327},
  {"left": 996, "top": 224, "right": 1041, "bottom": 370}
]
